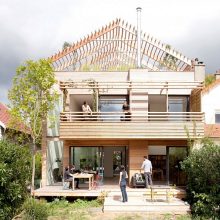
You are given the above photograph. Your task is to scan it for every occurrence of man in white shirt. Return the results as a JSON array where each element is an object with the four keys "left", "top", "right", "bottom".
[{"left": 141, "top": 156, "right": 153, "bottom": 188}]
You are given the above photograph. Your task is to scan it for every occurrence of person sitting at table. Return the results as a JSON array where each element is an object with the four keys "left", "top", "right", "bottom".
[
  {"left": 64, "top": 166, "right": 73, "bottom": 189},
  {"left": 70, "top": 164, "right": 80, "bottom": 189}
]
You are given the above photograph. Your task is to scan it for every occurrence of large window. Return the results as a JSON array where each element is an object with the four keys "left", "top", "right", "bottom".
[
  {"left": 168, "top": 96, "right": 189, "bottom": 121},
  {"left": 215, "top": 112, "right": 220, "bottom": 124},
  {"left": 70, "top": 147, "right": 103, "bottom": 170},
  {"left": 168, "top": 96, "right": 189, "bottom": 112},
  {"left": 99, "top": 95, "right": 128, "bottom": 121}
]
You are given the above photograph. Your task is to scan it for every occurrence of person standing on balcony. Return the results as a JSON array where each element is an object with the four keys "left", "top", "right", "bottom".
[
  {"left": 82, "top": 101, "right": 92, "bottom": 120},
  {"left": 122, "top": 101, "right": 130, "bottom": 121},
  {"left": 141, "top": 156, "right": 153, "bottom": 188},
  {"left": 119, "top": 165, "right": 128, "bottom": 202}
]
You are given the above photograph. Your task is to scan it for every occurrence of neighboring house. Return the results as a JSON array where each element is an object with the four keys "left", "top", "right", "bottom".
[
  {"left": 0, "top": 102, "right": 30, "bottom": 142},
  {"left": 41, "top": 19, "right": 205, "bottom": 188},
  {"left": 202, "top": 74, "right": 220, "bottom": 144},
  {"left": 0, "top": 102, "right": 10, "bottom": 139}
]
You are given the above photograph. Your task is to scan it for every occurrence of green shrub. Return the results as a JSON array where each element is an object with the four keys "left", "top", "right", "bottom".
[
  {"left": 181, "top": 138, "right": 220, "bottom": 219},
  {"left": 0, "top": 140, "right": 31, "bottom": 220},
  {"left": 23, "top": 198, "right": 48, "bottom": 220}
]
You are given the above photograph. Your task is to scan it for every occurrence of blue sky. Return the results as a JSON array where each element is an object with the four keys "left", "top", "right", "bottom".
[{"left": 1, "top": 0, "right": 220, "bottom": 104}]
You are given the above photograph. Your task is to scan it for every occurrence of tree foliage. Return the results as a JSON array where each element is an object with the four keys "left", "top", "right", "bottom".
[
  {"left": 181, "top": 138, "right": 220, "bottom": 219},
  {"left": 160, "top": 45, "right": 178, "bottom": 71},
  {"left": 8, "top": 59, "right": 58, "bottom": 192},
  {"left": 205, "top": 74, "right": 216, "bottom": 87},
  {"left": 0, "top": 140, "right": 31, "bottom": 220},
  {"left": 62, "top": 41, "right": 72, "bottom": 50}
]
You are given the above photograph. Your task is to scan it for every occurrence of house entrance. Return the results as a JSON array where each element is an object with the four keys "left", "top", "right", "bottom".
[{"left": 70, "top": 146, "right": 127, "bottom": 185}]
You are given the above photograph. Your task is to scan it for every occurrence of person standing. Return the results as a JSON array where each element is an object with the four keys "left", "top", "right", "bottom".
[
  {"left": 122, "top": 101, "right": 130, "bottom": 121},
  {"left": 119, "top": 165, "right": 128, "bottom": 202},
  {"left": 141, "top": 156, "right": 153, "bottom": 188}
]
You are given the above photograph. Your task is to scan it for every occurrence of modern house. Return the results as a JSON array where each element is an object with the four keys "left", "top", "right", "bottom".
[
  {"left": 202, "top": 72, "right": 220, "bottom": 144},
  {"left": 41, "top": 18, "right": 205, "bottom": 191}
]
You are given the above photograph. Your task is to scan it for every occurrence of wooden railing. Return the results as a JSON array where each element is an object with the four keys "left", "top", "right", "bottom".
[{"left": 60, "top": 112, "right": 204, "bottom": 122}]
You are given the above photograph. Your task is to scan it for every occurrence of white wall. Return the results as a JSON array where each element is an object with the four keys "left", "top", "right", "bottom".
[
  {"left": 0, "top": 127, "right": 3, "bottom": 140},
  {"left": 129, "top": 69, "right": 194, "bottom": 81},
  {"left": 202, "top": 85, "right": 220, "bottom": 124}
]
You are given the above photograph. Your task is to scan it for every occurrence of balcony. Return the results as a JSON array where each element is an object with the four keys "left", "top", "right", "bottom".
[{"left": 59, "top": 112, "right": 204, "bottom": 140}]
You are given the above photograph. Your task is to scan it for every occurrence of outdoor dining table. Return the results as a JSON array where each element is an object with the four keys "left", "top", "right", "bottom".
[{"left": 72, "top": 173, "right": 94, "bottom": 190}]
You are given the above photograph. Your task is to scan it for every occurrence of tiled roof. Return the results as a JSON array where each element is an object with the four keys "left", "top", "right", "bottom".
[
  {"left": 205, "top": 124, "right": 220, "bottom": 137},
  {"left": 0, "top": 102, "right": 10, "bottom": 128},
  {"left": 0, "top": 102, "right": 29, "bottom": 133},
  {"left": 202, "top": 78, "right": 220, "bottom": 95}
]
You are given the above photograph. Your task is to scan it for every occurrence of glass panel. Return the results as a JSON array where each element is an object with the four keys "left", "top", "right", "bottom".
[
  {"left": 47, "top": 141, "right": 63, "bottom": 185},
  {"left": 168, "top": 96, "right": 189, "bottom": 121},
  {"left": 47, "top": 95, "right": 62, "bottom": 136},
  {"left": 70, "top": 147, "right": 104, "bottom": 185},
  {"left": 113, "top": 151, "right": 122, "bottom": 176},
  {"left": 149, "top": 155, "right": 166, "bottom": 182},
  {"left": 168, "top": 96, "right": 188, "bottom": 112},
  {"left": 169, "top": 147, "right": 187, "bottom": 186},
  {"left": 99, "top": 96, "right": 127, "bottom": 121},
  {"left": 215, "top": 113, "right": 220, "bottom": 124}
]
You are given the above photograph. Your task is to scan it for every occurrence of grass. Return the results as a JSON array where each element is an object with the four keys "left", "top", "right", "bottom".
[{"left": 19, "top": 197, "right": 193, "bottom": 220}]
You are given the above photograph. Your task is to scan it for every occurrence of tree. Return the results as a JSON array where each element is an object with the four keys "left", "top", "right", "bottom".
[
  {"left": 0, "top": 140, "right": 31, "bottom": 220},
  {"left": 62, "top": 41, "right": 72, "bottom": 50},
  {"left": 160, "top": 45, "right": 178, "bottom": 71},
  {"left": 205, "top": 74, "right": 216, "bottom": 87},
  {"left": 8, "top": 59, "right": 58, "bottom": 193},
  {"left": 181, "top": 138, "right": 220, "bottom": 219}
]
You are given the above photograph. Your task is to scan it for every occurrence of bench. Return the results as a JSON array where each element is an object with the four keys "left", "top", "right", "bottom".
[{"left": 143, "top": 186, "right": 174, "bottom": 202}]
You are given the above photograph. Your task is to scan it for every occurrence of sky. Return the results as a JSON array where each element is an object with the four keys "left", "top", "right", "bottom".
[{"left": 1, "top": 0, "right": 220, "bottom": 104}]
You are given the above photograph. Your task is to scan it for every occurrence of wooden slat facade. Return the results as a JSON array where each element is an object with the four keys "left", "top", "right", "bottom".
[{"left": 59, "top": 121, "right": 204, "bottom": 140}]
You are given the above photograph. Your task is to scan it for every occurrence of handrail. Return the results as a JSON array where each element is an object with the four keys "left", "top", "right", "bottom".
[
  {"left": 59, "top": 81, "right": 203, "bottom": 90},
  {"left": 60, "top": 111, "right": 205, "bottom": 122}
]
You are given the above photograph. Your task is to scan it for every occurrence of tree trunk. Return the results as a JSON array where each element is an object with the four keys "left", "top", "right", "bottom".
[{"left": 31, "top": 139, "right": 36, "bottom": 196}]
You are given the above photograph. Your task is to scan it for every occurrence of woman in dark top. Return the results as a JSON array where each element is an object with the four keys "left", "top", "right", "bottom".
[
  {"left": 122, "top": 101, "right": 129, "bottom": 112},
  {"left": 119, "top": 165, "right": 128, "bottom": 202}
]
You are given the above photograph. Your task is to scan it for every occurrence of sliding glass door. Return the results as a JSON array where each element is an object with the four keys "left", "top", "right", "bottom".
[{"left": 70, "top": 146, "right": 104, "bottom": 184}]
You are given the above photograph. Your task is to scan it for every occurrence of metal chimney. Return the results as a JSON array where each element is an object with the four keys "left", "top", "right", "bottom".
[{"left": 136, "top": 7, "right": 142, "bottom": 68}]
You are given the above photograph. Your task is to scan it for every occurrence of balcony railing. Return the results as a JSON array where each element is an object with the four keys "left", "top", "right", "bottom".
[
  {"left": 60, "top": 111, "right": 204, "bottom": 122},
  {"left": 59, "top": 111, "right": 204, "bottom": 140}
]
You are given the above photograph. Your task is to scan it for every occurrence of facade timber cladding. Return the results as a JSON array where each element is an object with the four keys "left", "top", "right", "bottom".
[{"left": 41, "top": 19, "right": 205, "bottom": 188}]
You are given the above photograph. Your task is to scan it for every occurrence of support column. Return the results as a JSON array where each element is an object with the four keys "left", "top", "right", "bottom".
[
  {"left": 128, "top": 140, "right": 148, "bottom": 185},
  {"left": 63, "top": 141, "right": 70, "bottom": 170}
]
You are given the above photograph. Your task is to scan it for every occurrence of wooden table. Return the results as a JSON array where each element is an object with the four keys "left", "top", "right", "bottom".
[{"left": 72, "top": 173, "right": 94, "bottom": 190}]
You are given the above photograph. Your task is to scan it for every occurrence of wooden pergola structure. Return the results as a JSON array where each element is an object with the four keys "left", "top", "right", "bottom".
[{"left": 51, "top": 19, "right": 193, "bottom": 72}]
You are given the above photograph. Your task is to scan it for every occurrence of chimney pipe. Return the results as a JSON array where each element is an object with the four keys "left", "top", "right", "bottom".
[{"left": 136, "top": 7, "right": 142, "bottom": 68}]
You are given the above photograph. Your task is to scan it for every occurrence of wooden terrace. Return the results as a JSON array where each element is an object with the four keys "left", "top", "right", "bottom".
[{"left": 33, "top": 177, "right": 186, "bottom": 200}]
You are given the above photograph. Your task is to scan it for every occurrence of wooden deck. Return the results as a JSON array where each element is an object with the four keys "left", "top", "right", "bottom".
[{"left": 33, "top": 179, "right": 186, "bottom": 199}]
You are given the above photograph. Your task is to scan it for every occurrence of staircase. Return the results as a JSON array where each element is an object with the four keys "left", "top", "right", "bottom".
[{"left": 103, "top": 188, "right": 190, "bottom": 214}]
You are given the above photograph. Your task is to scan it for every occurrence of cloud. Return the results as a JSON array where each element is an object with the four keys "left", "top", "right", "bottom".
[{"left": 0, "top": 0, "right": 220, "bottom": 104}]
